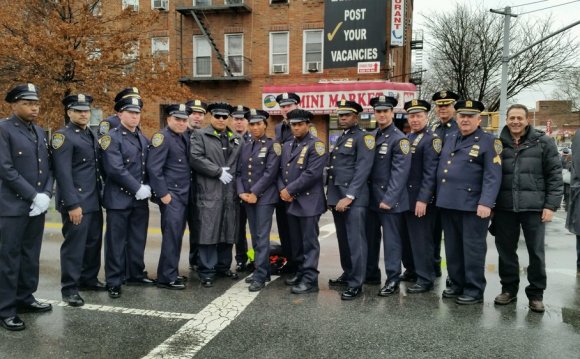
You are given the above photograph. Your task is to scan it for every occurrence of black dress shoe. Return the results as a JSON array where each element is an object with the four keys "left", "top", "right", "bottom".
[
  {"left": 245, "top": 275, "right": 270, "bottom": 284},
  {"left": 189, "top": 264, "right": 198, "bottom": 271},
  {"left": 17, "top": 300, "right": 52, "bottom": 313},
  {"left": 0, "top": 316, "right": 25, "bottom": 331},
  {"left": 236, "top": 262, "right": 247, "bottom": 272},
  {"left": 378, "top": 281, "right": 399, "bottom": 296},
  {"left": 201, "top": 279, "right": 214, "bottom": 288},
  {"left": 399, "top": 271, "right": 417, "bottom": 283},
  {"left": 341, "top": 287, "right": 362, "bottom": 300},
  {"left": 456, "top": 295, "right": 483, "bottom": 305},
  {"left": 284, "top": 274, "right": 302, "bottom": 286},
  {"left": 157, "top": 281, "right": 186, "bottom": 290},
  {"left": 177, "top": 275, "right": 188, "bottom": 282},
  {"left": 107, "top": 286, "right": 121, "bottom": 299},
  {"left": 291, "top": 282, "right": 319, "bottom": 294},
  {"left": 248, "top": 281, "right": 265, "bottom": 292},
  {"left": 79, "top": 281, "right": 107, "bottom": 291},
  {"left": 364, "top": 278, "right": 382, "bottom": 285},
  {"left": 329, "top": 273, "right": 348, "bottom": 286},
  {"left": 216, "top": 270, "right": 239, "bottom": 280},
  {"left": 445, "top": 276, "right": 453, "bottom": 288},
  {"left": 442, "top": 288, "right": 461, "bottom": 298},
  {"left": 407, "top": 283, "right": 433, "bottom": 294},
  {"left": 126, "top": 277, "right": 156, "bottom": 286},
  {"left": 63, "top": 293, "right": 85, "bottom": 307}
]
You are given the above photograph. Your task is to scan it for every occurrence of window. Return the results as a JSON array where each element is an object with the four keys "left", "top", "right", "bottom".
[
  {"left": 193, "top": 0, "right": 211, "bottom": 5},
  {"left": 193, "top": 36, "right": 211, "bottom": 76},
  {"left": 151, "top": 0, "right": 168, "bottom": 10},
  {"left": 122, "top": 41, "right": 139, "bottom": 74},
  {"left": 151, "top": 37, "right": 169, "bottom": 56},
  {"left": 122, "top": 0, "right": 139, "bottom": 11},
  {"left": 270, "top": 32, "right": 289, "bottom": 74},
  {"left": 225, "top": 34, "right": 243, "bottom": 75},
  {"left": 303, "top": 30, "right": 323, "bottom": 73}
]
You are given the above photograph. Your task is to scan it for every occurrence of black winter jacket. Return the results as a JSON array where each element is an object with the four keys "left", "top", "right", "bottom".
[{"left": 495, "top": 125, "right": 563, "bottom": 212}]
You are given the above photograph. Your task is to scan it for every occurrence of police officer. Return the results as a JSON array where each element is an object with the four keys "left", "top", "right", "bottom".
[
  {"left": 430, "top": 90, "right": 460, "bottom": 278},
  {"left": 52, "top": 94, "right": 105, "bottom": 307},
  {"left": 279, "top": 109, "right": 327, "bottom": 294},
  {"left": 231, "top": 105, "right": 251, "bottom": 272},
  {"left": 437, "top": 100, "right": 502, "bottom": 304},
  {"left": 98, "top": 87, "right": 141, "bottom": 136},
  {"left": 147, "top": 104, "right": 193, "bottom": 290},
  {"left": 236, "top": 109, "right": 280, "bottom": 291},
  {"left": 365, "top": 96, "right": 412, "bottom": 296},
  {"left": 185, "top": 99, "right": 207, "bottom": 271},
  {"left": 401, "top": 99, "right": 441, "bottom": 293},
  {"left": 0, "top": 84, "right": 53, "bottom": 331},
  {"left": 327, "top": 100, "right": 375, "bottom": 300},
  {"left": 190, "top": 102, "right": 242, "bottom": 287},
  {"left": 101, "top": 96, "right": 154, "bottom": 299}
]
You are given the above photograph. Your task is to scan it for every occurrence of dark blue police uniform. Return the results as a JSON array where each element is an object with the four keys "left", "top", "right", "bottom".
[
  {"left": 0, "top": 84, "right": 54, "bottom": 327},
  {"left": 52, "top": 95, "right": 104, "bottom": 300},
  {"left": 327, "top": 101, "right": 374, "bottom": 298},
  {"left": 147, "top": 104, "right": 192, "bottom": 288},
  {"left": 98, "top": 87, "right": 141, "bottom": 137},
  {"left": 436, "top": 100, "right": 502, "bottom": 303}
]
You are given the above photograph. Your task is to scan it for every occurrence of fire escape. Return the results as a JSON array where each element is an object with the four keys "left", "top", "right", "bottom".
[{"left": 410, "top": 30, "right": 424, "bottom": 96}]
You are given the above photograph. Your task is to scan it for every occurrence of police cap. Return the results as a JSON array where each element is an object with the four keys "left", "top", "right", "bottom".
[
  {"left": 207, "top": 102, "right": 233, "bottom": 117},
  {"left": 62, "top": 94, "right": 93, "bottom": 111},
  {"left": 5, "top": 83, "right": 39, "bottom": 103},
  {"left": 231, "top": 105, "right": 250, "bottom": 119},
  {"left": 336, "top": 99, "right": 363, "bottom": 115},
  {"left": 114, "top": 87, "right": 141, "bottom": 103},
  {"left": 454, "top": 100, "right": 485, "bottom": 114},
  {"left": 287, "top": 109, "right": 314, "bottom": 123},
  {"left": 185, "top": 99, "right": 208, "bottom": 114},
  {"left": 432, "top": 90, "right": 459, "bottom": 105},
  {"left": 275, "top": 92, "right": 301, "bottom": 106},
  {"left": 167, "top": 104, "right": 193, "bottom": 120},
  {"left": 115, "top": 97, "right": 143, "bottom": 113},
  {"left": 245, "top": 109, "right": 270, "bottom": 123},
  {"left": 370, "top": 95, "right": 398, "bottom": 110},
  {"left": 404, "top": 99, "right": 431, "bottom": 114}
]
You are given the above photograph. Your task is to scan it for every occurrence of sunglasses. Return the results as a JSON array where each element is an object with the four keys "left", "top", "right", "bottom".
[{"left": 213, "top": 114, "right": 229, "bottom": 120}]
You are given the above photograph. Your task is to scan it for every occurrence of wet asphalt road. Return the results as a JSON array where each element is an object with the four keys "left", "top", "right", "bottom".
[{"left": 1, "top": 208, "right": 580, "bottom": 358}]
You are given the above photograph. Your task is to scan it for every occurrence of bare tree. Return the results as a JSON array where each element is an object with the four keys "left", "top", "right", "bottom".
[
  {"left": 420, "top": 3, "right": 578, "bottom": 111},
  {"left": 552, "top": 68, "right": 580, "bottom": 112}
]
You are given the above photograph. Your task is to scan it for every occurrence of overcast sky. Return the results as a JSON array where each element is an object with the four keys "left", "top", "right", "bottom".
[{"left": 412, "top": 0, "right": 580, "bottom": 110}]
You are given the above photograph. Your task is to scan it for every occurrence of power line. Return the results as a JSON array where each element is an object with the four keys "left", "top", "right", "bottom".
[
  {"left": 510, "top": 0, "right": 548, "bottom": 8},
  {"left": 519, "top": 0, "right": 580, "bottom": 15}
]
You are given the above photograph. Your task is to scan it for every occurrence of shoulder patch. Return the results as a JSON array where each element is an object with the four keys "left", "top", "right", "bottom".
[
  {"left": 99, "top": 121, "right": 110, "bottom": 135},
  {"left": 152, "top": 133, "right": 164, "bottom": 148},
  {"left": 273, "top": 142, "right": 282, "bottom": 156},
  {"left": 363, "top": 134, "right": 375, "bottom": 150},
  {"left": 432, "top": 138, "right": 442, "bottom": 154},
  {"left": 400, "top": 139, "right": 411, "bottom": 155},
  {"left": 309, "top": 125, "right": 318, "bottom": 137},
  {"left": 51, "top": 133, "right": 65, "bottom": 150},
  {"left": 494, "top": 139, "right": 503, "bottom": 155},
  {"left": 315, "top": 141, "right": 325, "bottom": 156},
  {"left": 99, "top": 135, "right": 111, "bottom": 151}
]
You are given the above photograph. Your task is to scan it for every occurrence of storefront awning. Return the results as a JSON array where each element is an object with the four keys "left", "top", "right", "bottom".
[{"left": 262, "top": 81, "right": 417, "bottom": 114}]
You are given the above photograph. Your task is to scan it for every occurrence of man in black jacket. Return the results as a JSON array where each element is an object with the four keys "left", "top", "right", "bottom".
[{"left": 493, "top": 104, "right": 563, "bottom": 313}]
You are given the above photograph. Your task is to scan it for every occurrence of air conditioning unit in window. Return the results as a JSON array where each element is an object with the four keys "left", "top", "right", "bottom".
[
  {"left": 226, "top": 0, "right": 243, "bottom": 4},
  {"left": 306, "top": 61, "right": 321, "bottom": 72},
  {"left": 272, "top": 64, "right": 287, "bottom": 73},
  {"left": 153, "top": 0, "right": 168, "bottom": 10},
  {"left": 126, "top": 4, "right": 139, "bottom": 12}
]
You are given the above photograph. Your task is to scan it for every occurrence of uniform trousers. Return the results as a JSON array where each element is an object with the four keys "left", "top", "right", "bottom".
[
  {"left": 187, "top": 193, "right": 199, "bottom": 267},
  {"left": 157, "top": 198, "right": 187, "bottom": 283},
  {"left": 368, "top": 210, "right": 405, "bottom": 283},
  {"left": 403, "top": 209, "right": 436, "bottom": 286},
  {"left": 198, "top": 243, "right": 234, "bottom": 280},
  {"left": 494, "top": 210, "right": 546, "bottom": 300},
  {"left": 235, "top": 204, "right": 248, "bottom": 266},
  {"left": 287, "top": 214, "right": 321, "bottom": 285},
  {"left": 105, "top": 206, "right": 149, "bottom": 286},
  {"left": 440, "top": 209, "right": 489, "bottom": 298},
  {"left": 433, "top": 207, "right": 443, "bottom": 269},
  {"left": 275, "top": 202, "right": 293, "bottom": 268},
  {"left": 0, "top": 214, "right": 45, "bottom": 318},
  {"left": 333, "top": 206, "right": 367, "bottom": 288},
  {"left": 245, "top": 204, "right": 275, "bottom": 283},
  {"left": 60, "top": 210, "right": 103, "bottom": 295}
]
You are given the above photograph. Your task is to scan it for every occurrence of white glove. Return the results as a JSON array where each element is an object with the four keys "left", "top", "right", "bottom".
[
  {"left": 29, "top": 203, "right": 43, "bottom": 217},
  {"left": 219, "top": 167, "right": 233, "bottom": 184},
  {"left": 135, "top": 185, "right": 152, "bottom": 200},
  {"left": 32, "top": 193, "right": 51, "bottom": 213}
]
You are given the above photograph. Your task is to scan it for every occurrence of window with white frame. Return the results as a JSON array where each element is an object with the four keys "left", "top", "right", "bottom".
[
  {"left": 193, "top": 0, "right": 211, "bottom": 5},
  {"left": 151, "top": 37, "right": 169, "bottom": 56},
  {"left": 151, "top": 0, "right": 169, "bottom": 10},
  {"left": 122, "top": 41, "right": 139, "bottom": 74},
  {"left": 193, "top": 36, "right": 211, "bottom": 76},
  {"left": 303, "top": 30, "right": 323, "bottom": 73},
  {"left": 270, "top": 32, "right": 289, "bottom": 74},
  {"left": 122, "top": 0, "right": 139, "bottom": 11},
  {"left": 225, "top": 34, "right": 243, "bottom": 75}
]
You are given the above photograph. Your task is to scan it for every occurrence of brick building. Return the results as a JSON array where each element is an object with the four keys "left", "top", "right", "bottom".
[
  {"left": 107, "top": 0, "right": 417, "bottom": 145},
  {"left": 529, "top": 100, "right": 580, "bottom": 145}
]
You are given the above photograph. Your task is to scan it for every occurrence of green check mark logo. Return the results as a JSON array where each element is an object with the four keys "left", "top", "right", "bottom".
[{"left": 327, "top": 22, "right": 343, "bottom": 41}]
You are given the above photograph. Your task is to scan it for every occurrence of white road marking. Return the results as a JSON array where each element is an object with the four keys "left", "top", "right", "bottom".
[
  {"left": 319, "top": 223, "right": 337, "bottom": 239},
  {"left": 142, "top": 277, "right": 278, "bottom": 358}
]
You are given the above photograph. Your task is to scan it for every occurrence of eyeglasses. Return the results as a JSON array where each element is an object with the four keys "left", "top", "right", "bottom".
[{"left": 213, "top": 115, "right": 229, "bottom": 120}]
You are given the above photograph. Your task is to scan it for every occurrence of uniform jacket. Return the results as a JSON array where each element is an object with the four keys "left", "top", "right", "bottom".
[
  {"left": 98, "top": 114, "right": 120, "bottom": 137},
  {"left": 436, "top": 127, "right": 502, "bottom": 212},
  {"left": 51, "top": 122, "right": 102, "bottom": 213},
  {"left": 566, "top": 129, "right": 580, "bottom": 234},
  {"left": 278, "top": 133, "right": 327, "bottom": 217},
  {"left": 275, "top": 121, "right": 293, "bottom": 144},
  {"left": 101, "top": 125, "right": 149, "bottom": 210},
  {"left": 431, "top": 118, "right": 458, "bottom": 144},
  {"left": 326, "top": 126, "right": 374, "bottom": 207},
  {"left": 190, "top": 125, "right": 242, "bottom": 245},
  {"left": 236, "top": 135, "right": 280, "bottom": 206},
  {"left": 368, "top": 123, "right": 412, "bottom": 213},
  {"left": 147, "top": 127, "right": 191, "bottom": 205},
  {"left": 406, "top": 128, "right": 440, "bottom": 207},
  {"left": 496, "top": 125, "right": 562, "bottom": 212},
  {"left": 0, "top": 115, "right": 53, "bottom": 216}
]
